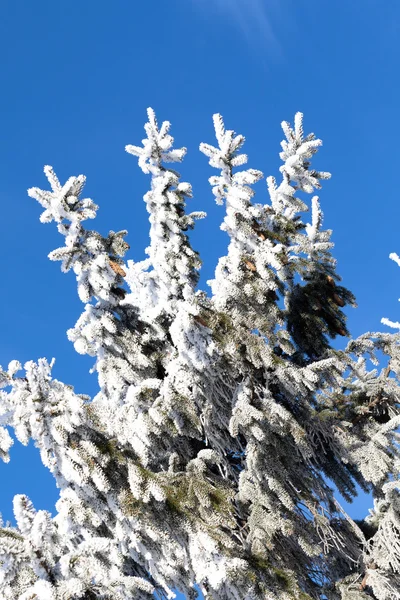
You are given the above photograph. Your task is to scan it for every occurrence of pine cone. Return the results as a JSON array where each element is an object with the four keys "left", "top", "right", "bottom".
[
  {"left": 245, "top": 260, "right": 257, "bottom": 273},
  {"left": 333, "top": 293, "right": 345, "bottom": 307},
  {"left": 111, "top": 287, "right": 127, "bottom": 299},
  {"left": 194, "top": 315, "right": 208, "bottom": 327},
  {"left": 336, "top": 327, "right": 346, "bottom": 336},
  {"left": 314, "top": 300, "right": 322, "bottom": 311},
  {"left": 326, "top": 275, "right": 335, "bottom": 287},
  {"left": 109, "top": 260, "right": 126, "bottom": 278}
]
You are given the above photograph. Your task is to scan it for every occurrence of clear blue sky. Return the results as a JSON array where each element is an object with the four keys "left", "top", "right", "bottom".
[{"left": 0, "top": 0, "right": 399, "bottom": 574}]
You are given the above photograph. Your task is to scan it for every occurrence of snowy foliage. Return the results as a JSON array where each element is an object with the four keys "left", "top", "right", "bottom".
[{"left": 0, "top": 109, "right": 399, "bottom": 599}]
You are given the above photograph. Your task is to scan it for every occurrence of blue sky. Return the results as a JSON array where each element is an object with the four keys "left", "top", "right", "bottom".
[{"left": 0, "top": 0, "right": 399, "bottom": 577}]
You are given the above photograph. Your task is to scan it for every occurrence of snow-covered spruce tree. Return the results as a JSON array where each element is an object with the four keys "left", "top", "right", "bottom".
[{"left": 0, "top": 110, "right": 399, "bottom": 600}]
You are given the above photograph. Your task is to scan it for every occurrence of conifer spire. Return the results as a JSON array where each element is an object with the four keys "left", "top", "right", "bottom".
[
  {"left": 125, "top": 108, "right": 205, "bottom": 326},
  {"left": 200, "top": 113, "right": 282, "bottom": 343}
]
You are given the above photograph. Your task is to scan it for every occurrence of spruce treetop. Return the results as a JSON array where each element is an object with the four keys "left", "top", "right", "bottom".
[{"left": 0, "top": 109, "right": 399, "bottom": 600}]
